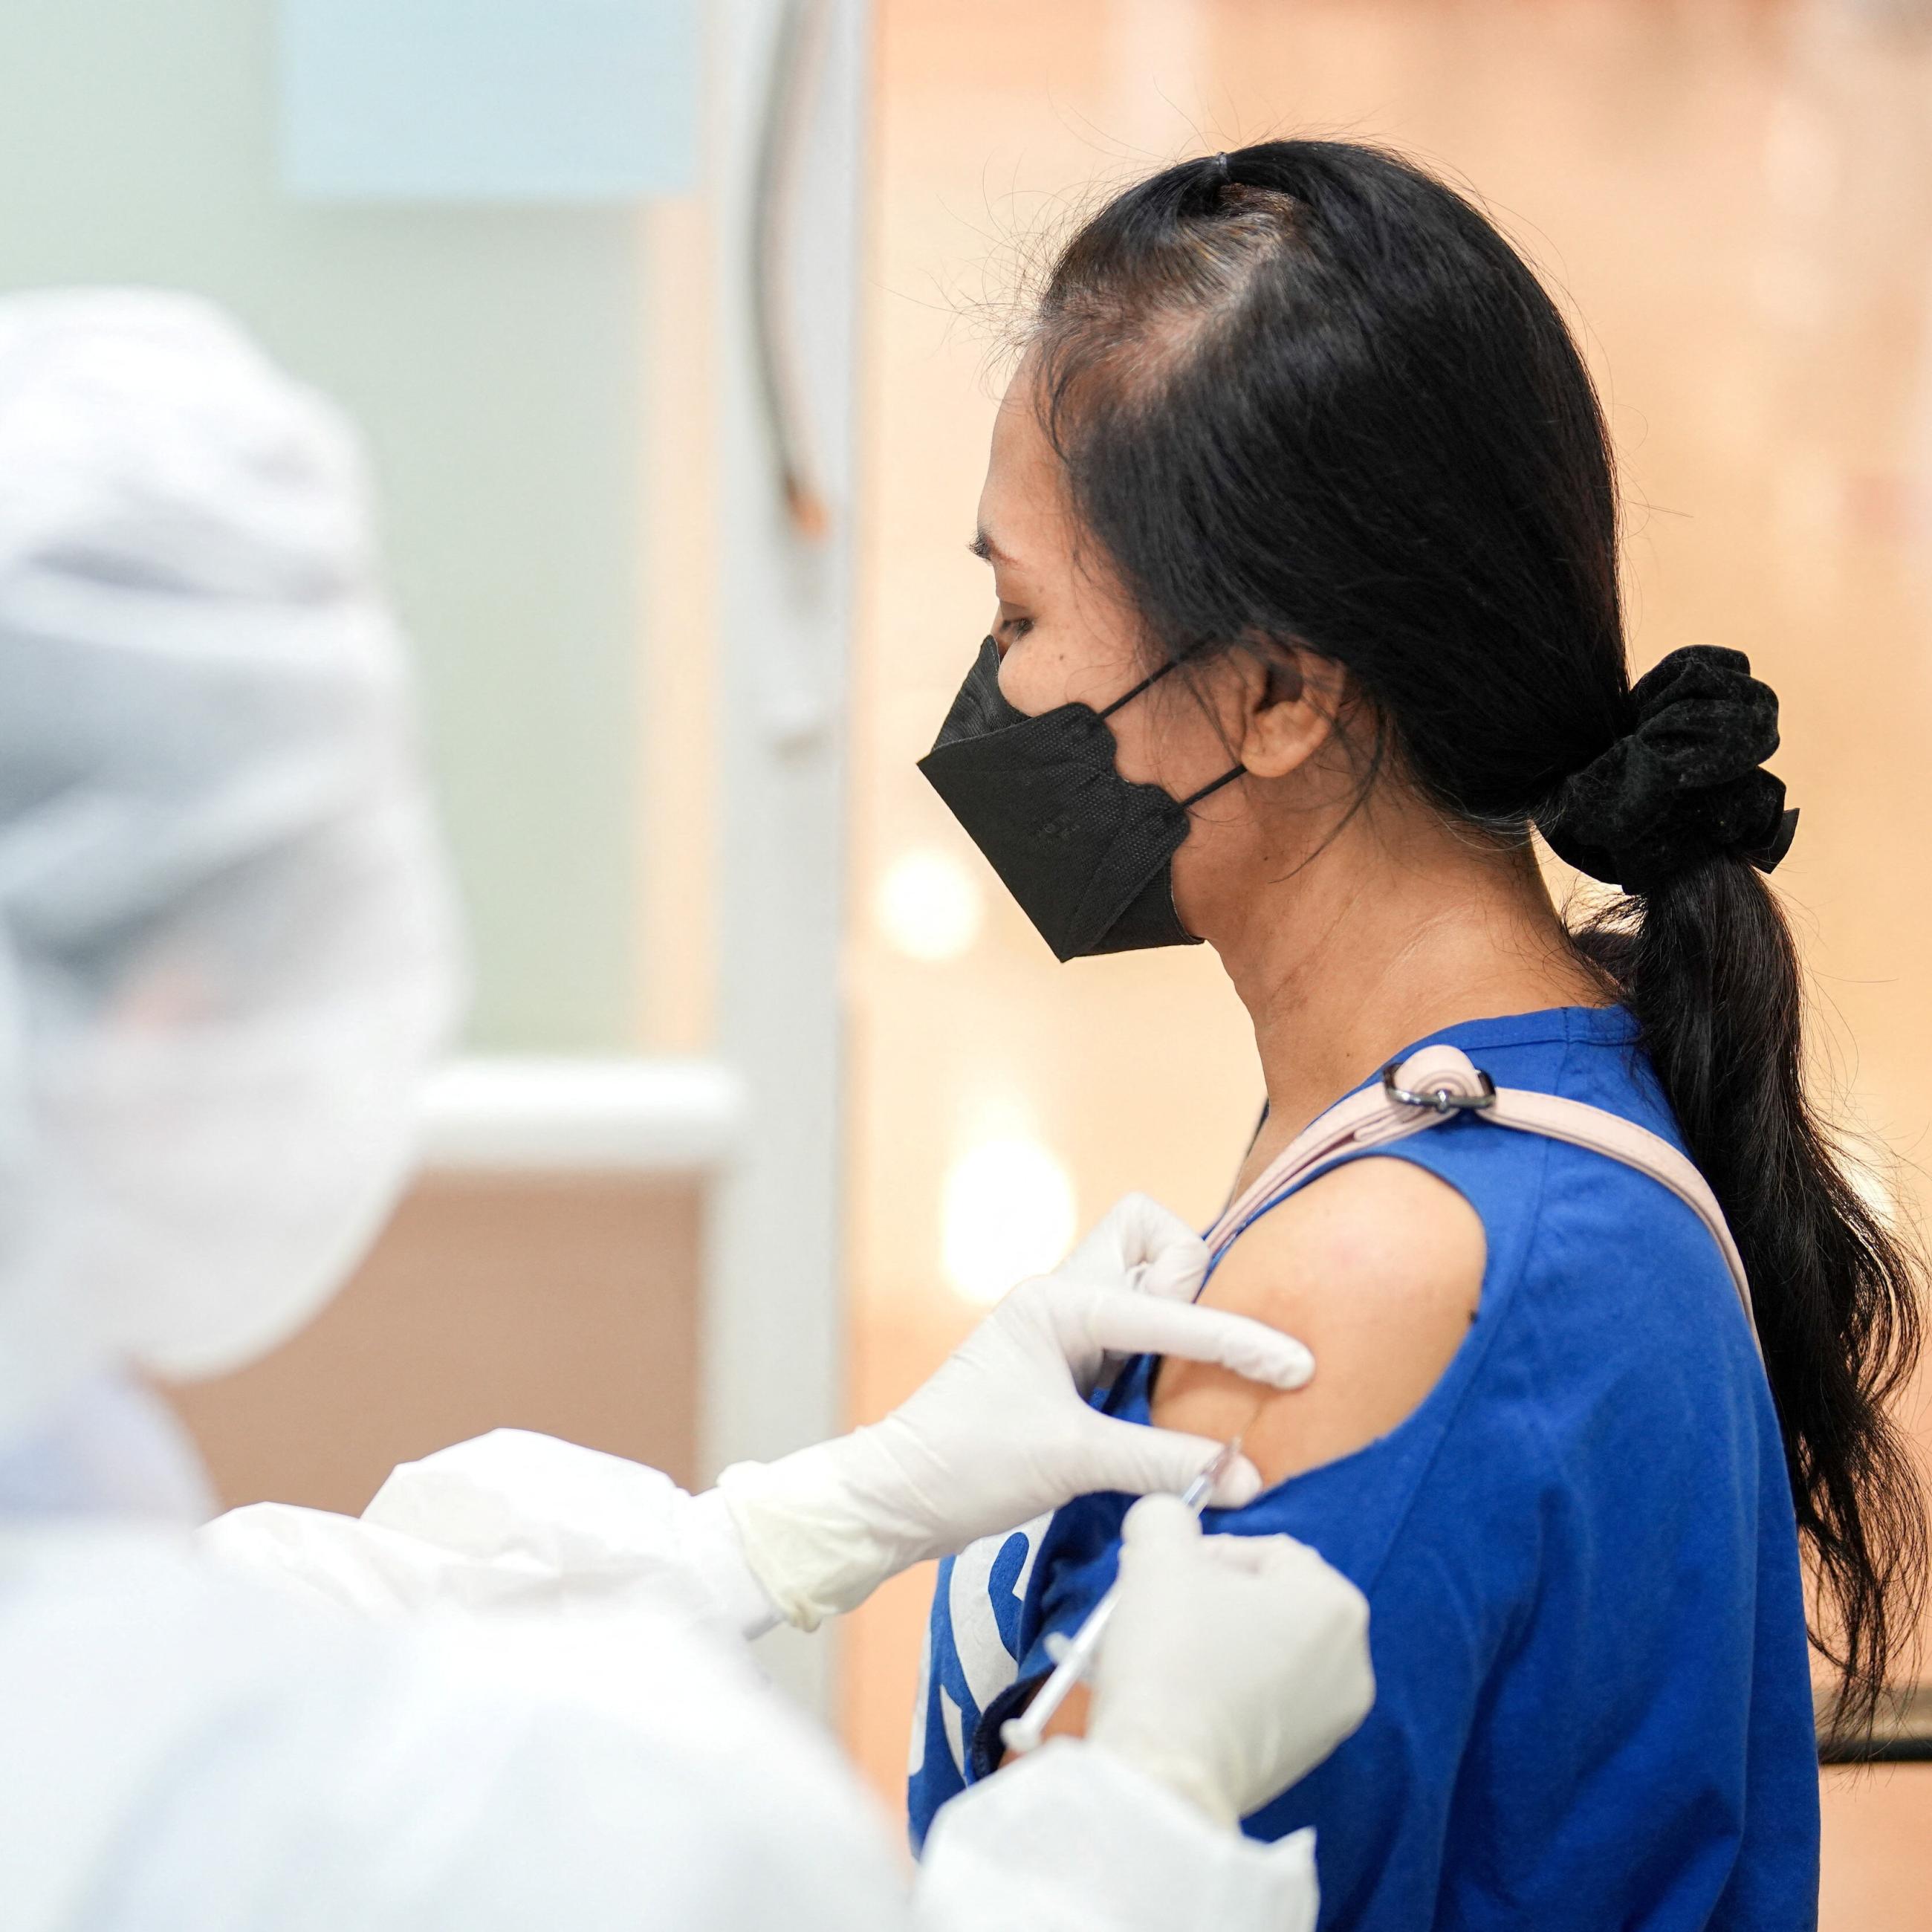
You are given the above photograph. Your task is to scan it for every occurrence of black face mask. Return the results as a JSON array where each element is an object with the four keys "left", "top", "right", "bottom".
[{"left": 918, "top": 637, "right": 1243, "bottom": 962}]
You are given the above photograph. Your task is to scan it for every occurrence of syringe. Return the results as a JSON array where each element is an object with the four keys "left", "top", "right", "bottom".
[{"left": 999, "top": 1436, "right": 1244, "bottom": 1758}]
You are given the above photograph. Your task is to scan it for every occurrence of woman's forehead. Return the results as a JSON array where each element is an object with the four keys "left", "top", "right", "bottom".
[{"left": 979, "top": 383, "right": 1071, "bottom": 568}]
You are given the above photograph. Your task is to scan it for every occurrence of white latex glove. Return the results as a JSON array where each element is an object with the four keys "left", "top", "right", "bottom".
[
  {"left": 1088, "top": 1496, "right": 1375, "bottom": 1828},
  {"left": 716, "top": 1193, "right": 1313, "bottom": 1630}
]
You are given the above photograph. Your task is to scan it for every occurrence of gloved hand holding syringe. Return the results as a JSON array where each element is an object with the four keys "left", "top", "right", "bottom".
[
  {"left": 993, "top": 1449, "right": 1377, "bottom": 1830},
  {"left": 1002, "top": 1437, "right": 1248, "bottom": 1757}
]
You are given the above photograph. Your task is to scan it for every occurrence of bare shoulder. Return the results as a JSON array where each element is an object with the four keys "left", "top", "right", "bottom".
[{"left": 1153, "top": 1156, "right": 1487, "bottom": 1488}]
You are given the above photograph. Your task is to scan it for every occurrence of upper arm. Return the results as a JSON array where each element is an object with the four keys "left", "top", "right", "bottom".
[
  {"left": 1154, "top": 1156, "right": 1486, "bottom": 1488},
  {"left": 1014, "top": 1158, "right": 1485, "bottom": 1757}
]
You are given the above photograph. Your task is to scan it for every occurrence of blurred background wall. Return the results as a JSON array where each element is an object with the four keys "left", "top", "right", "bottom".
[
  {"left": 0, "top": 0, "right": 652, "bottom": 1050},
  {"left": 843, "top": 2, "right": 1932, "bottom": 1923}
]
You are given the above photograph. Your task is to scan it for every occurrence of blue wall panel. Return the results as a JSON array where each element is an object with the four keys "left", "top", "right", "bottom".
[{"left": 279, "top": 0, "right": 698, "bottom": 203}]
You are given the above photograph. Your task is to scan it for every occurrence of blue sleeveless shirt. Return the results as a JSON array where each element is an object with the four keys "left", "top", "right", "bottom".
[{"left": 908, "top": 1006, "right": 1819, "bottom": 1928}]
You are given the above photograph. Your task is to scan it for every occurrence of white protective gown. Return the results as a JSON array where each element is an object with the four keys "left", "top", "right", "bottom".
[
  {"left": 0, "top": 1398, "right": 1315, "bottom": 1932},
  {"left": 0, "top": 292, "right": 1319, "bottom": 1932}
]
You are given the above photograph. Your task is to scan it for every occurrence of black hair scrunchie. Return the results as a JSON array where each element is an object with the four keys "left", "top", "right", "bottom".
[{"left": 1538, "top": 646, "right": 1800, "bottom": 896}]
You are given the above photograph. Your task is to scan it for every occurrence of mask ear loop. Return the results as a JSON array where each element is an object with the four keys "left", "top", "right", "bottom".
[
  {"left": 1096, "top": 656, "right": 1247, "bottom": 808},
  {"left": 1179, "top": 765, "right": 1245, "bottom": 808},
  {"left": 1096, "top": 658, "right": 1180, "bottom": 720}
]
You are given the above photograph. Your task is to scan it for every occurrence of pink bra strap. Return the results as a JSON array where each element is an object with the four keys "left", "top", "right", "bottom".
[{"left": 1207, "top": 1043, "right": 1757, "bottom": 1347}]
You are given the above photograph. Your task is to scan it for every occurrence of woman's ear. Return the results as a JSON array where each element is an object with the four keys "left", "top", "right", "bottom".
[{"left": 1239, "top": 645, "right": 1337, "bottom": 779}]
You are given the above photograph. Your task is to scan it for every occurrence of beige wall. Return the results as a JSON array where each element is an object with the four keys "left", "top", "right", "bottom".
[{"left": 167, "top": 1174, "right": 702, "bottom": 1516}]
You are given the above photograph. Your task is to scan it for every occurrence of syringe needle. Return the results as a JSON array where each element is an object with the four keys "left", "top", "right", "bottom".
[{"left": 999, "top": 1437, "right": 1243, "bottom": 1759}]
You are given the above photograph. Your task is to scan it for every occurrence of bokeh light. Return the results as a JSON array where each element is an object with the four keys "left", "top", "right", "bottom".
[
  {"left": 875, "top": 849, "right": 984, "bottom": 962},
  {"left": 940, "top": 1135, "right": 1077, "bottom": 1305}
]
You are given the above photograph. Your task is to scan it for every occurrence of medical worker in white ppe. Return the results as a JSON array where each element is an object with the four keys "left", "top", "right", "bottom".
[{"left": 0, "top": 290, "right": 1373, "bottom": 1932}]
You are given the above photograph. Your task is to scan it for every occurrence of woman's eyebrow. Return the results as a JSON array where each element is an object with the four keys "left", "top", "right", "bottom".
[{"left": 968, "top": 528, "right": 1014, "bottom": 565}]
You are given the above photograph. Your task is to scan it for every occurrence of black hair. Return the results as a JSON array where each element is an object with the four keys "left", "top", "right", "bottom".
[{"left": 1029, "top": 138, "right": 1924, "bottom": 1743}]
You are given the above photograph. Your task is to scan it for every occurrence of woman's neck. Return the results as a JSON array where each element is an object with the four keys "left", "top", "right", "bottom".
[{"left": 1213, "top": 811, "right": 1605, "bottom": 1148}]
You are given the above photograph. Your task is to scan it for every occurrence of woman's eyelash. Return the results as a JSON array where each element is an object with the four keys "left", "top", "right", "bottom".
[{"left": 999, "top": 615, "right": 1034, "bottom": 641}]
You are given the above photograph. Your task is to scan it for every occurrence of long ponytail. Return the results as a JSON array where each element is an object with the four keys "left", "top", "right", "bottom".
[{"left": 1575, "top": 860, "right": 1926, "bottom": 1743}]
